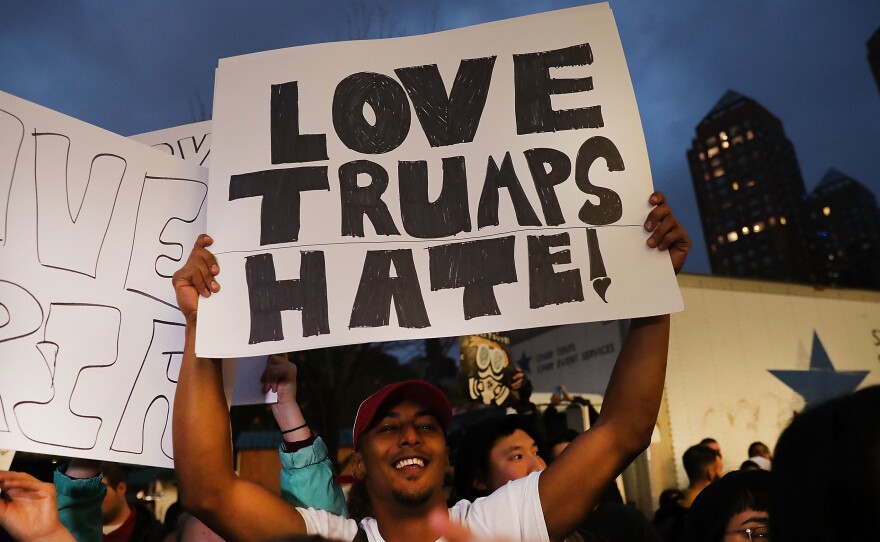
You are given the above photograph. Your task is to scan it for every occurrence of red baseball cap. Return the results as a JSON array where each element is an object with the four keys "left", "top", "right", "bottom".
[{"left": 352, "top": 380, "right": 452, "bottom": 450}]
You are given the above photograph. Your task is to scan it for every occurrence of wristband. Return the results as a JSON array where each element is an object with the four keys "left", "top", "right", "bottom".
[{"left": 281, "top": 422, "right": 308, "bottom": 435}]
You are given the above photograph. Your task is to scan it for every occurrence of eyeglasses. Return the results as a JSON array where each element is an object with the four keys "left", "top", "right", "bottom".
[{"left": 725, "top": 526, "right": 770, "bottom": 541}]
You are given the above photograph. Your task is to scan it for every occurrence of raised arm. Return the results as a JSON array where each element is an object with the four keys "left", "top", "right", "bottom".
[
  {"left": 538, "top": 192, "right": 690, "bottom": 542},
  {"left": 262, "top": 354, "right": 348, "bottom": 516},
  {"left": 171, "top": 235, "right": 308, "bottom": 541},
  {"left": 54, "top": 459, "right": 104, "bottom": 542}
]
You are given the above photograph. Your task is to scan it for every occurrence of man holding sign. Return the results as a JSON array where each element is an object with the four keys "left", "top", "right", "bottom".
[{"left": 171, "top": 191, "right": 689, "bottom": 542}]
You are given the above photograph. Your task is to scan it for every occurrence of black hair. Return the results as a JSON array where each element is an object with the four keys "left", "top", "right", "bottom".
[
  {"left": 684, "top": 469, "right": 770, "bottom": 542},
  {"left": 699, "top": 437, "right": 722, "bottom": 457},
  {"left": 452, "top": 414, "right": 542, "bottom": 502},
  {"left": 771, "top": 385, "right": 880, "bottom": 542},
  {"left": 739, "top": 460, "right": 760, "bottom": 471},
  {"left": 682, "top": 444, "right": 719, "bottom": 484},
  {"left": 747, "top": 441, "right": 768, "bottom": 457},
  {"left": 100, "top": 461, "right": 128, "bottom": 489},
  {"left": 547, "top": 429, "right": 581, "bottom": 459},
  {"left": 658, "top": 488, "right": 684, "bottom": 509}
]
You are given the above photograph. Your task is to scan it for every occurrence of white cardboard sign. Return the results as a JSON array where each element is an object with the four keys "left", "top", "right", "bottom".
[
  {"left": 129, "top": 121, "right": 275, "bottom": 407},
  {"left": 199, "top": 2, "right": 683, "bottom": 358},
  {"left": 129, "top": 121, "right": 212, "bottom": 167},
  {"left": 510, "top": 320, "right": 625, "bottom": 395},
  {"left": 0, "top": 91, "right": 208, "bottom": 467}
]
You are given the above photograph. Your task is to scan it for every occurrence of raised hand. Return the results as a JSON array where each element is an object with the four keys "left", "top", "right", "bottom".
[
  {"left": 171, "top": 234, "right": 220, "bottom": 323},
  {"left": 0, "top": 471, "right": 76, "bottom": 542},
  {"left": 261, "top": 353, "right": 310, "bottom": 441},
  {"left": 261, "top": 353, "right": 298, "bottom": 404},
  {"left": 643, "top": 191, "right": 691, "bottom": 274}
]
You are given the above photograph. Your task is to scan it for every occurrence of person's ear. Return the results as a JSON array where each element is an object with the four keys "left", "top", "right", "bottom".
[
  {"left": 707, "top": 464, "right": 719, "bottom": 482},
  {"left": 118, "top": 481, "right": 127, "bottom": 495},
  {"left": 351, "top": 452, "right": 366, "bottom": 480}
]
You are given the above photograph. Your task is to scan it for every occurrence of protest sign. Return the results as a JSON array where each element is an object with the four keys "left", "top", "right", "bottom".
[
  {"left": 509, "top": 320, "right": 624, "bottom": 395},
  {"left": 460, "top": 333, "right": 517, "bottom": 406},
  {"left": 129, "top": 121, "right": 212, "bottom": 167},
  {"left": 0, "top": 91, "right": 208, "bottom": 467},
  {"left": 131, "top": 121, "right": 275, "bottom": 406},
  {"left": 199, "top": 2, "right": 683, "bottom": 358}
]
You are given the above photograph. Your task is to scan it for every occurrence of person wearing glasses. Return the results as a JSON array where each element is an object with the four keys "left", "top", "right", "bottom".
[{"left": 683, "top": 469, "right": 770, "bottom": 542}]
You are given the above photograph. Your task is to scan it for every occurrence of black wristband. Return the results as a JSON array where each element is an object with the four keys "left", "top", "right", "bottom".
[{"left": 281, "top": 422, "right": 308, "bottom": 435}]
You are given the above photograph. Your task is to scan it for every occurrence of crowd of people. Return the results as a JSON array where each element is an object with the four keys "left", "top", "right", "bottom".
[{"left": 1, "top": 194, "right": 878, "bottom": 542}]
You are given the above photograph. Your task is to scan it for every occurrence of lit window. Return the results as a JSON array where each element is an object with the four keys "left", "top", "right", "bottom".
[
  {"left": 828, "top": 254, "right": 835, "bottom": 261},
  {"left": 780, "top": 216, "right": 787, "bottom": 225},
  {"left": 714, "top": 168, "right": 725, "bottom": 178},
  {"left": 753, "top": 221, "right": 764, "bottom": 233},
  {"left": 699, "top": 152, "right": 706, "bottom": 161},
  {"left": 720, "top": 131, "right": 728, "bottom": 141},
  {"left": 704, "top": 173, "right": 711, "bottom": 181},
  {"left": 732, "top": 182, "right": 739, "bottom": 191},
  {"left": 732, "top": 135, "right": 744, "bottom": 145},
  {"left": 746, "top": 180, "right": 756, "bottom": 187},
  {"left": 727, "top": 231, "right": 739, "bottom": 242},
  {"left": 823, "top": 206, "right": 831, "bottom": 216},
  {"left": 769, "top": 217, "right": 777, "bottom": 226},
  {"left": 711, "top": 158, "right": 722, "bottom": 167},
  {"left": 722, "top": 141, "right": 730, "bottom": 149},
  {"left": 707, "top": 146, "right": 720, "bottom": 158},
  {"left": 717, "top": 235, "right": 725, "bottom": 244},
  {"left": 746, "top": 130, "right": 755, "bottom": 140},
  {"left": 707, "top": 136, "right": 718, "bottom": 146},
  {"left": 742, "top": 226, "right": 750, "bottom": 235}
]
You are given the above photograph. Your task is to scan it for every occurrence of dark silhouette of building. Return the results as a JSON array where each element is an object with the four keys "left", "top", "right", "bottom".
[
  {"left": 687, "top": 90, "right": 811, "bottom": 283},
  {"left": 805, "top": 169, "right": 880, "bottom": 290},
  {"left": 869, "top": 26, "right": 880, "bottom": 95}
]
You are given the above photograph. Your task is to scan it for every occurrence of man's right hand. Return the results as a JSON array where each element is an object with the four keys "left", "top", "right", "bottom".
[{"left": 171, "top": 234, "right": 221, "bottom": 324}]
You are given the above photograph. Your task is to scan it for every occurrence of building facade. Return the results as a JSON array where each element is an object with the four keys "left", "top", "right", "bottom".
[
  {"left": 868, "top": 26, "right": 880, "bottom": 95},
  {"left": 687, "top": 90, "right": 811, "bottom": 282},
  {"left": 805, "top": 169, "right": 880, "bottom": 290}
]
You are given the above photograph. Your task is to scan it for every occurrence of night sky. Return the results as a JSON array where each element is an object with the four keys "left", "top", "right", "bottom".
[{"left": 2, "top": 1, "right": 879, "bottom": 274}]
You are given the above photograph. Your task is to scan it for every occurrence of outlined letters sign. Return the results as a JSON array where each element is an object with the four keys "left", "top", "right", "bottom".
[
  {"left": 0, "top": 91, "right": 208, "bottom": 467},
  {"left": 129, "top": 121, "right": 212, "bottom": 167},
  {"left": 199, "top": 2, "right": 683, "bottom": 358}
]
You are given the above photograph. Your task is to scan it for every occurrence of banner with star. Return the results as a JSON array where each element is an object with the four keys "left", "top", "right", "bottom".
[{"left": 665, "top": 275, "right": 880, "bottom": 487}]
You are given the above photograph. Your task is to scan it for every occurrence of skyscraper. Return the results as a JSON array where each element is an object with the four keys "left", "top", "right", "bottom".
[
  {"left": 868, "top": 26, "right": 880, "bottom": 95},
  {"left": 805, "top": 169, "right": 880, "bottom": 290},
  {"left": 687, "top": 90, "right": 810, "bottom": 283}
]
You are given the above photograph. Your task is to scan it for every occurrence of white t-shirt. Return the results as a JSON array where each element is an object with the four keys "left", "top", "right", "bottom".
[{"left": 297, "top": 471, "right": 549, "bottom": 542}]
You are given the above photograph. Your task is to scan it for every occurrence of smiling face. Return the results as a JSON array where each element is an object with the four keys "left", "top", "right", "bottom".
[
  {"left": 484, "top": 428, "right": 546, "bottom": 491},
  {"left": 357, "top": 400, "right": 448, "bottom": 510}
]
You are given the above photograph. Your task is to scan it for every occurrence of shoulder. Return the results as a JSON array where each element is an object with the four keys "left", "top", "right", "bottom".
[
  {"left": 451, "top": 472, "right": 548, "bottom": 542},
  {"left": 296, "top": 506, "right": 359, "bottom": 540}
]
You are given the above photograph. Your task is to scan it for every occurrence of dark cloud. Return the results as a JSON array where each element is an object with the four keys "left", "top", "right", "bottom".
[{"left": 2, "top": 0, "right": 878, "bottom": 274}]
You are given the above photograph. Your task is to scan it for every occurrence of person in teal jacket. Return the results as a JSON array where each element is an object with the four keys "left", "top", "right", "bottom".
[
  {"left": 53, "top": 353, "right": 347, "bottom": 542},
  {"left": 262, "top": 353, "right": 348, "bottom": 516}
]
